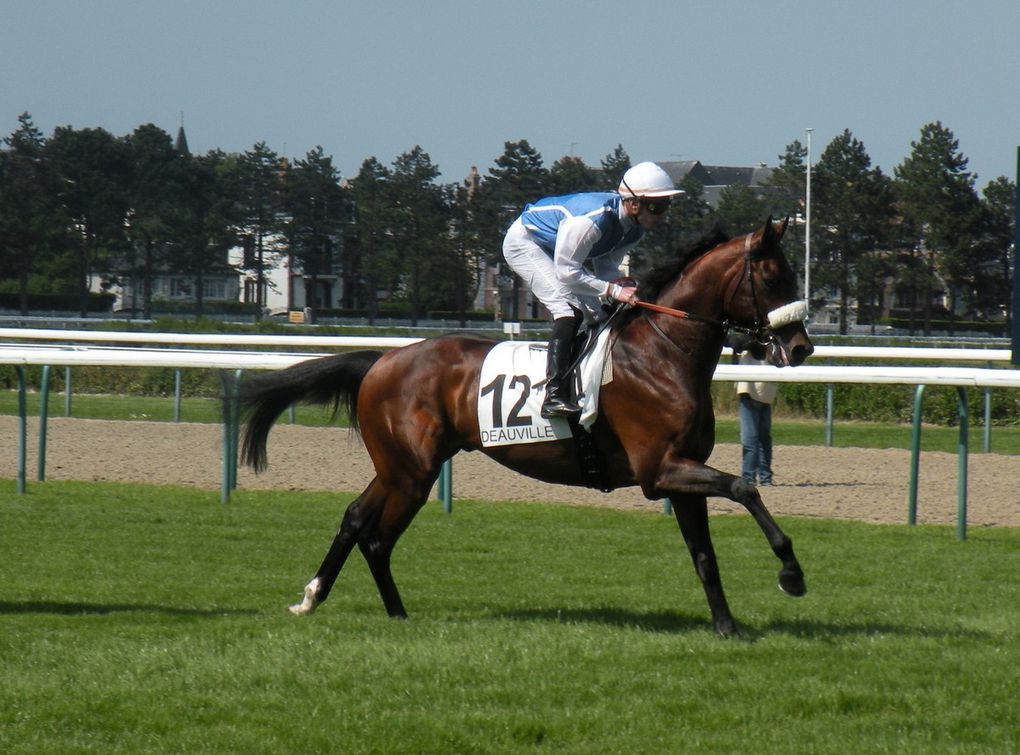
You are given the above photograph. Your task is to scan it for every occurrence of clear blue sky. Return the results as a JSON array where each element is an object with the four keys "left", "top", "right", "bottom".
[{"left": 3, "top": 0, "right": 1017, "bottom": 191}]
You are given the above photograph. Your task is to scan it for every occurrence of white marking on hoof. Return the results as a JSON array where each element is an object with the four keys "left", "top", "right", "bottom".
[{"left": 288, "top": 577, "right": 321, "bottom": 616}]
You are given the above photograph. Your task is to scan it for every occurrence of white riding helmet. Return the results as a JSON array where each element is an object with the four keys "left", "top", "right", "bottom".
[{"left": 618, "top": 162, "right": 684, "bottom": 199}]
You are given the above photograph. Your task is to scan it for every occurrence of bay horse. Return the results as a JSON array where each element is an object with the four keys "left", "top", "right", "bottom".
[{"left": 241, "top": 217, "right": 814, "bottom": 636}]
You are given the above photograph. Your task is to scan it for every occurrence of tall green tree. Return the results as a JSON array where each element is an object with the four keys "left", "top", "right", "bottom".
[
  {"left": 281, "top": 146, "right": 348, "bottom": 320},
  {"left": 122, "top": 123, "right": 181, "bottom": 317},
  {"left": 765, "top": 140, "right": 808, "bottom": 290},
  {"left": 347, "top": 157, "right": 394, "bottom": 321},
  {"left": 812, "top": 129, "right": 894, "bottom": 334},
  {"left": 447, "top": 172, "right": 487, "bottom": 325},
  {"left": 385, "top": 146, "right": 452, "bottom": 323},
  {"left": 0, "top": 113, "right": 56, "bottom": 313},
  {"left": 477, "top": 140, "right": 548, "bottom": 318},
  {"left": 167, "top": 150, "right": 238, "bottom": 318},
  {"left": 548, "top": 155, "right": 600, "bottom": 195},
  {"left": 47, "top": 125, "right": 131, "bottom": 316},
  {"left": 894, "top": 121, "right": 983, "bottom": 333},
  {"left": 974, "top": 176, "right": 1016, "bottom": 327},
  {"left": 233, "top": 141, "right": 285, "bottom": 314},
  {"left": 715, "top": 183, "right": 769, "bottom": 237},
  {"left": 599, "top": 145, "right": 630, "bottom": 191}
]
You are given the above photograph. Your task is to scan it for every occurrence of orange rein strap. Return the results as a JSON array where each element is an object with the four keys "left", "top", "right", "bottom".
[{"left": 633, "top": 300, "right": 694, "bottom": 319}]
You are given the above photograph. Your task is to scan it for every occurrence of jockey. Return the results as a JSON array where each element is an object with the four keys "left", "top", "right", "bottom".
[{"left": 503, "top": 161, "right": 683, "bottom": 418}]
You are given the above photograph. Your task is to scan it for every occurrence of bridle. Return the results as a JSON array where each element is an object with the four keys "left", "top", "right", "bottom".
[{"left": 634, "top": 231, "right": 805, "bottom": 352}]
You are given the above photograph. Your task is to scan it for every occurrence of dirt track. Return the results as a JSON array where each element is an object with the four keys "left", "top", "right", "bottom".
[{"left": 3, "top": 416, "right": 1018, "bottom": 529}]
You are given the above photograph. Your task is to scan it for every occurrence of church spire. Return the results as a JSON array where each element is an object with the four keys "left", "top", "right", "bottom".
[{"left": 175, "top": 111, "right": 190, "bottom": 156}]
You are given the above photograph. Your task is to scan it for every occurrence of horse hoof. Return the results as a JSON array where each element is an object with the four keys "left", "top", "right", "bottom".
[
  {"left": 288, "top": 578, "right": 320, "bottom": 615},
  {"left": 715, "top": 622, "right": 740, "bottom": 639},
  {"left": 778, "top": 570, "right": 807, "bottom": 597}
]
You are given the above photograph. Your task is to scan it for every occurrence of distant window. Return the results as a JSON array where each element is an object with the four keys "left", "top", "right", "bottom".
[
  {"left": 170, "top": 278, "right": 192, "bottom": 298},
  {"left": 203, "top": 278, "right": 227, "bottom": 300}
]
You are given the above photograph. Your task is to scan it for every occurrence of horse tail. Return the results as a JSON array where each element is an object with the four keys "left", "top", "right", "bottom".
[{"left": 240, "top": 350, "right": 384, "bottom": 472}]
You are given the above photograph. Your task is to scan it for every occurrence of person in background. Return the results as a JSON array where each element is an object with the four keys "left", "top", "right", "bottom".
[
  {"left": 502, "top": 162, "right": 683, "bottom": 418},
  {"left": 736, "top": 343, "right": 778, "bottom": 485}
]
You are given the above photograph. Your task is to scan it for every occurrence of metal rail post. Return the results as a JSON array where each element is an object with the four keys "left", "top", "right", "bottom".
[
  {"left": 174, "top": 369, "right": 182, "bottom": 422},
  {"left": 955, "top": 387, "right": 969, "bottom": 541},
  {"left": 15, "top": 367, "right": 26, "bottom": 495},
  {"left": 38, "top": 366, "right": 50, "bottom": 481},
  {"left": 220, "top": 370, "right": 242, "bottom": 504},
  {"left": 64, "top": 366, "right": 72, "bottom": 417},
  {"left": 438, "top": 459, "right": 453, "bottom": 513},
  {"left": 908, "top": 384, "right": 969, "bottom": 540},
  {"left": 825, "top": 384, "right": 834, "bottom": 447},
  {"left": 907, "top": 385, "right": 926, "bottom": 525}
]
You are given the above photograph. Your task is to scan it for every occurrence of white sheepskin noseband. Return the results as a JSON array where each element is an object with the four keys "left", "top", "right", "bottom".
[{"left": 767, "top": 300, "right": 808, "bottom": 328}]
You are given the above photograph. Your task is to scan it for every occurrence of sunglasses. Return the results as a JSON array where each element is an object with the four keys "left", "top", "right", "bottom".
[{"left": 640, "top": 199, "right": 671, "bottom": 216}]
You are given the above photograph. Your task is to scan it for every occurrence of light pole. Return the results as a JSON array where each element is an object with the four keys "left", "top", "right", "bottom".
[{"left": 804, "top": 127, "right": 813, "bottom": 314}]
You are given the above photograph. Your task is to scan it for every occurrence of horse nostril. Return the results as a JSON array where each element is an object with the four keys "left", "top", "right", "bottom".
[{"left": 790, "top": 344, "right": 814, "bottom": 365}]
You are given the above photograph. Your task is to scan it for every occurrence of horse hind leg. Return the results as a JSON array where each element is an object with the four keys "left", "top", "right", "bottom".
[
  {"left": 289, "top": 481, "right": 382, "bottom": 616},
  {"left": 356, "top": 480, "right": 435, "bottom": 619}
]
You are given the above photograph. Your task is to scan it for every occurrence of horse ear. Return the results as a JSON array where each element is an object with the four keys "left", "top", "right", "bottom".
[{"left": 761, "top": 216, "right": 787, "bottom": 247}]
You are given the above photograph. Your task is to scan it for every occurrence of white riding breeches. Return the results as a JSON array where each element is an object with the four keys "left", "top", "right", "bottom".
[{"left": 502, "top": 220, "right": 601, "bottom": 319}]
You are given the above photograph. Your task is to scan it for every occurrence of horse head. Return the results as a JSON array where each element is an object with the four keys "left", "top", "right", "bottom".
[
  {"left": 713, "top": 217, "right": 813, "bottom": 366},
  {"left": 646, "top": 217, "right": 814, "bottom": 367}
]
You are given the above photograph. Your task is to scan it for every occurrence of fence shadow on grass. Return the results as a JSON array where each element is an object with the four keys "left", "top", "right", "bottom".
[{"left": 0, "top": 600, "right": 258, "bottom": 618}]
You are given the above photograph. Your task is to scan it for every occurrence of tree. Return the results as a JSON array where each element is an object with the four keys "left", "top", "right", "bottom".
[
  {"left": 548, "top": 155, "right": 600, "bottom": 195},
  {"left": 765, "top": 140, "right": 808, "bottom": 290},
  {"left": 46, "top": 125, "right": 131, "bottom": 316},
  {"left": 812, "top": 129, "right": 894, "bottom": 334},
  {"left": 281, "top": 146, "right": 348, "bottom": 320},
  {"left": 715, "top": 183, "right": 770, "bottom": 237},
  {"left": 599, "top": 145, "right": 630, "bottom": 191},
  {"left": 447, "top": 172, "right": 487, "bottom": 325},
  {"left": 385, "top": 146, "right": 453, "bottom": 323},
  {"left": 974, "top": 176, "right": 1016, "bottom": 328},
  {"left": 894, "top": 122, "right": 983, "bottom": 333},
  {"left": 0, "top": 113, "right": 56, "bottom": 313},
  {"left": 233, "top": 141, "right": 285, "bottom": 314},
  {"left": 347, "top": 157, "right": 394, "bottom": 321},
  {"left": 122, "top": 123, "right": 181, "bottom": 317},
  {"left": 477, "top": 140, "right": 549, "bottom": 318},
  {"left": 167, "top": 150, "right": 238, "bottom": 318}
]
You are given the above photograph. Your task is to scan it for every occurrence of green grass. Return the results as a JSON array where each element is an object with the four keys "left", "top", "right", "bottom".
[
  {"left": 0, "top": 391, "right": 341, "bottom": 426},
  {"left": 1, "top": 481, "right": 1019, "bottom": 753},
  {"left": 4, "top": 389, "right": 1020, "bottom": 454}
]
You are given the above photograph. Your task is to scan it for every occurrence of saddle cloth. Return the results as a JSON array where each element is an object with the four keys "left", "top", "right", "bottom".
[{"left": 477, "top": 329, "right": 612, "bottom": 448}]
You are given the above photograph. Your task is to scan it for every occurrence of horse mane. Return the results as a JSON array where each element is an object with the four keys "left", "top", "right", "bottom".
[
  {"left": 614, "top": 224, "right": 732, "bottom": 329},
  {"left": 637, "top": 225, "right": 732, "bottom": 302}
]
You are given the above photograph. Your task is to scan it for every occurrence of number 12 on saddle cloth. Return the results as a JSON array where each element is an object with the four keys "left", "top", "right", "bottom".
[{"left": 476, "top": 329, "right": 613, "bottom": 448}]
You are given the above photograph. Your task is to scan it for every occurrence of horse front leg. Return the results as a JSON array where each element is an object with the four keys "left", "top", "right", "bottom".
[
  {"left": 655, "top": 456, "right": 806, "bottom": 600},
  {"left": 670, "top": 493, "right": 737, "bottom": 637}
]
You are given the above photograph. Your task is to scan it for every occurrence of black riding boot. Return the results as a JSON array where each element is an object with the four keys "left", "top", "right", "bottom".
[{"left": 541, "top": 316, "right": 582, "bottom": 419}]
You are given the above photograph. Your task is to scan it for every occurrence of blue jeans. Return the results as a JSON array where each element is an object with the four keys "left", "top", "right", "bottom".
[{"left": 739, "top": 394, "right": 773, "bottom": 484}]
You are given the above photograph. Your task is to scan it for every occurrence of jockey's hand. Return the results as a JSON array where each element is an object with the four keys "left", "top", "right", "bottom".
[{"left": 607, "top": 282, "right": 640, "bottom": 306}]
